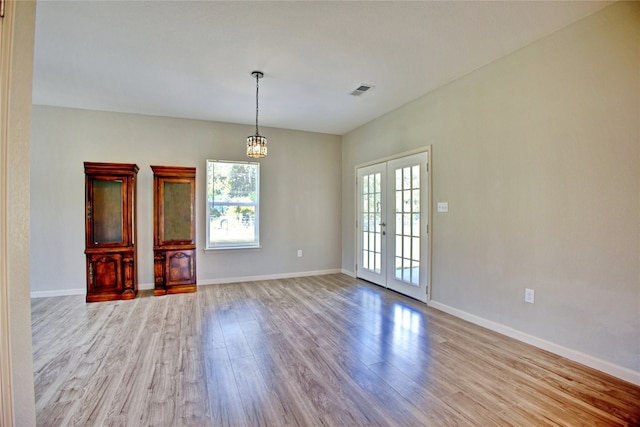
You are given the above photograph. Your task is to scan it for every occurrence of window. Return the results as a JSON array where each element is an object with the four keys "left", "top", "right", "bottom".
[{"left": 206, "top": 160, "right": 260, "bottom": 249}]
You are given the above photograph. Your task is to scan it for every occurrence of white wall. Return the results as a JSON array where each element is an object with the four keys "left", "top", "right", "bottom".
[
  {"left": 30, "top": 107, "right": 342, "bottom": 294},
  {"left": 342, "top": 2, "right": 639, "bottom": 380}
]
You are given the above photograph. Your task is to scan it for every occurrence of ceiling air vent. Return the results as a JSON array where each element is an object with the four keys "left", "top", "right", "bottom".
[{"left": 350, "top": 84, "right": 374, "bottom": 96}]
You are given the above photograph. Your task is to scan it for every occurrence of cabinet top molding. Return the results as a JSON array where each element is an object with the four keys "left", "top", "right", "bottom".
[
  {"left": 150, "top": 165, "right": 196, "bottom": 177},
  {"left": 84, "top": 162, "right": 139, "bottom": 175}
]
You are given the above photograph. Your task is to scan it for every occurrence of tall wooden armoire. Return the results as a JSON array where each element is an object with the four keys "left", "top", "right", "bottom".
[
  {"left": 151, "top": 165, "right": 197, "bottom": 295},
  {"left": 84, "top": 162, "right": 139, "bottom": 302}
]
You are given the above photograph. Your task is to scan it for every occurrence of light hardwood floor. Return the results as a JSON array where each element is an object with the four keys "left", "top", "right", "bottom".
[{"left": 32, "top": 274, "right": 640, "bottom": 426}]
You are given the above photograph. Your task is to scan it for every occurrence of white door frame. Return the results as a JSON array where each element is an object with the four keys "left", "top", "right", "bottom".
[
  {"left": 354, "top": 146, "right": 432, "bottom": 303},
  {"left": 0, "top": 2, "right": 15, "bottom": 422},
  {"left": 1, "top": 2, "right": 37, "bottom": 424}
]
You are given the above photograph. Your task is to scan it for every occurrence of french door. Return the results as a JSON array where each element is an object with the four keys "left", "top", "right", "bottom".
[{"left": 356, "top": 151, "right": 429, "bottom": 302}]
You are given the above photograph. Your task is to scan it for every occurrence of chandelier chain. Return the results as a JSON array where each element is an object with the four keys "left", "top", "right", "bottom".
[{"left": 255, "top": 73, "right": 260, "bottom": 135}]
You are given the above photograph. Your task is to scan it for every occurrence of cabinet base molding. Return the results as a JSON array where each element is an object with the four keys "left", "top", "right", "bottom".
[
  {"left": 86, "top": 290, "right": 138, "bottom": 303},
  {"left": 153, "top": 284, "right": 197, "bottom": 296}
]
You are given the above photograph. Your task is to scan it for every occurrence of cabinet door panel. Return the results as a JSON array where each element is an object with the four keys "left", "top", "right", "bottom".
[
  {"left": 91, "top": 178, "right": 124, "bottom": 244},
  {"left": 89, "top": 254, "right": 123, "bottom": 292},
  {"left": 162, "top": 181, "right": 193, "bottom": 242},
  {"left": 165, "top": 250, "right": 195, "bottom": 286}
]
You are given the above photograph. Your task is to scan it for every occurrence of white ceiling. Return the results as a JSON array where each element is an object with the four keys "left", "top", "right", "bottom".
[{"left": 32, "top": 1, "right": 612, "bottom": 135}]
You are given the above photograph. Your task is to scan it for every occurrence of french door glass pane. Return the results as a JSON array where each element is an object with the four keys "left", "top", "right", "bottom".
[
  {"left": 411, "top": 261, "right": 420, "bottom": 285},
  {"left": 362, "top": 172, "right": 382, "bottom": 274},
  {"left": 394, "top": 164, "right": 420, "bottom": 286},
  {"left": 412, "top": 165, "right": 420, "bottom": 187},
  {"left": 403, "top": 167, "right": 411, "bottom": 188}
]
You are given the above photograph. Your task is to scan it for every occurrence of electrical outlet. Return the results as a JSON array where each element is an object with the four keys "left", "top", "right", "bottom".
[
  {"left": 297, "top": 249, "right": 303, "bottom": 257},
  {"left": 524, "top": 288, "right": 535, "bottom": 304}
]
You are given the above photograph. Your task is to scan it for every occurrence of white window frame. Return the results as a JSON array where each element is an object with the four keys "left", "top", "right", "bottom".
[{"left": 206, "top": 160, "right": 260, "bottom": 250}]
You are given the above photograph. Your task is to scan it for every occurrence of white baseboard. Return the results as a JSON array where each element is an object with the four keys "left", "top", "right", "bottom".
[
  {"left": 428, "top": 300, "right": 640, "bottom": 386},
  {"left": 138, "top": 282, "right": 154, "bottom": 291},
  {"left": 31, "top": 282, "right": 156, "bottom": 298},
  {"left": 197, "top": 269, "right": 343, "bottom": 286},
  {"left": 341, "top": 268, "right": 356, "bottom": 277},
  {"left": 30, "top": 288, "right": 85, "bottom": 298}
]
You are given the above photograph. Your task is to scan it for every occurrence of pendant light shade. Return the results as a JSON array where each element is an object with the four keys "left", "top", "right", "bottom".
[{"left": 247, "top": 71, "right": 267, "bottom": 158}]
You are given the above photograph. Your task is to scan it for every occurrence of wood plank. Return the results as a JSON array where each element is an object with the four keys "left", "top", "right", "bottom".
[
  {"left": 32, "top": 274, "right": 640, "bottom": 426},
  {"left": 204, "top": 346, "right": 248, "bottom": 426}
]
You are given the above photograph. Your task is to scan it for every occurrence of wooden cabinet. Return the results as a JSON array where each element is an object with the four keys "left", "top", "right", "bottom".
[
  {"left": 84, "top": 162, "right": 139, "bottom": 302},
  {"left": 151, "top": 165, "right": 196, "bottom": 295}
]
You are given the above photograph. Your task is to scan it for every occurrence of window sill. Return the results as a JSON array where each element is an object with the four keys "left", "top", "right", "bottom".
[{"left": 204, "top": 245, "right": 262, "bottom": 253}]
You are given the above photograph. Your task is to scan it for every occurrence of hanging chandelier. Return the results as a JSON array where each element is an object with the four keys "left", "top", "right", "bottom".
[{"left": 246, "top": 71, "right": 267, "bottom": 158}]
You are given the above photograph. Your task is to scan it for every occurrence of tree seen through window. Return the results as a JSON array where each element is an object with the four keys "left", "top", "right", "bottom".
[{"left": 206, "top": 160, "right": 259, "bottom": 249}]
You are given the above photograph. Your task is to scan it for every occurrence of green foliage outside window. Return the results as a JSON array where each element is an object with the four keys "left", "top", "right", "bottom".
[{"left": 206, "top": 160, "right": 260, "bottom": 249}]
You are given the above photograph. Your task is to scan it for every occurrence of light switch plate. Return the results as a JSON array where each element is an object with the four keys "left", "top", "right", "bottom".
[{"left": 437, "top": 202, "right": 449, "bottom": 213}]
